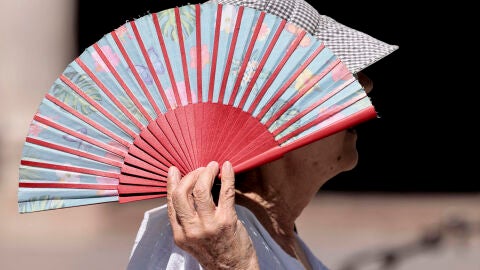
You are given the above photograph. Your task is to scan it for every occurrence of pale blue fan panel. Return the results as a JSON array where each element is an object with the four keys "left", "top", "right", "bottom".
[
  {"left": 45, "top": 79, "right": 134, "bottom": 143},
  {"left": 27, "top": 120, "right": 124, "bottom": 163},
  {"left": 280, "top": 96, "right": 373, "bottom": 146},
  {"left": 276, "top": 81, "right": 371, "bottom": 143},
  {"left": 177, "top": 5, "right": 200, "bottom": 104},
  {"left": 253, "top": 26, "right": 326, "bottom": 121},
  {"left": 78, "top": 47, "right": 148, "bottom": 125},
  {"left": 271, "top": 80, "right": 364, "bottom": 137},
  {"left": 130, "top": 14, "right": 171, "bottom": 113},
  {"left": 212, "top": 4, "right": 239, "bottom": 103},
  {"left": 237, "top": 13, "right": 283, "bottom": 111},
  {"left": 19, "top": 166, "right": 119, "bottom": 185},
  {"left": 267, "top": 78, "right": 340, "bottom": 134},
  {"left": 314, "top": 81, "right": 368, "bottom": 110},
  {"left": 18, "top": 164, "right": 119, "bottom": 211},
  {"left": 18, "top": 188, "right": 118, "bottom": 202},
  {"left": 22, "top": 143, "right": 121, "bottom": 173},
  {"left": 199, "top": 3, "right": 216, "bottom": 102},
  {"left": 246, "top": 22, "right": 298, "bottom": 115},
  {"left": 96, "top": 36, "right": 156, "bottom": 121},
  {"left": 231, "top": 10, "right": 279, "bottom": 108},
  {"left": 154, "top": 8, "right": 189, "bottom": 107},
  {"left": 36, "top": 99, "right": 131, "bottom": 150},
  {"left": 62, "top": 62, "right": 141, "bottom": 134},
  {"left": 258, "top": 44, "right": 334, "bottom": 124},
  {"left": 267, "top": 50, "right": 344, "bottom": 133},
  {"left": 291, "top": 65, "right": 355, "bottom": 111},
  {"left": 18, "top": 196, "right": 119, "bottom": 213},
  {"left": 222, "top": 7, "right": 257, "bottom": 105},
  {"left": 305, "top": 76, "right": 364, "bottom": 112}
]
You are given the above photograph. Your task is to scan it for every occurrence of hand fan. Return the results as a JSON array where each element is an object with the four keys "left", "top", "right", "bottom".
[{"left": 18, "top": 2, "right": 377, "bottom": 213}]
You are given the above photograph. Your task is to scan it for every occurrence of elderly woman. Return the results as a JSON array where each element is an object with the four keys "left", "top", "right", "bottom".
[{"left": 128, "top": 0, "right": 397, "bottom": 269}]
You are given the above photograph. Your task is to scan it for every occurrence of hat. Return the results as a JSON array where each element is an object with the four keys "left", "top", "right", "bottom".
[{"left": 208, "top": 0, "right": 398, "bottom": 73}]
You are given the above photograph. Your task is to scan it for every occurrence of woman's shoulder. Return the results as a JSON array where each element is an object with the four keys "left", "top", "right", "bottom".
[
  {"left": 128, "top": 204, "right": 329, "bottom": 270},
  {"left": 234, "top": 205, "right": 330, "bottom": 270},
  {"left": 127, "top": 204, "right": 202, "bottom": 269}
]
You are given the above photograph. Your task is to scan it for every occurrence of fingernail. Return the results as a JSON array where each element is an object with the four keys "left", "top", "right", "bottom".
[
  {"left": 223, "top": 161, "right": 232, "bottom": 171},
  {"left": 168, "top": 167, "right": 177, "bottom": 178},
  {"left": 207, "top": 161, "right": 218, "bottom": 168}
]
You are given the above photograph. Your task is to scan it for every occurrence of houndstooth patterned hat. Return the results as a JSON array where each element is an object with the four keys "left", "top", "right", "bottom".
[{"left": 208, "top": 0, "right": 398, "bottom": 73}]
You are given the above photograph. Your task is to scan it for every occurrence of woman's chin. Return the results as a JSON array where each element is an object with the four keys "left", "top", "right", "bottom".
[
  {"left": 343, "top": 153, "right": 359, "bottom": 171},
  {"left": 342, "top": 129, "right": 359, "bottom": 171},
  {"left": 340, "top": 145, "right": 359, "bottom": 172}
]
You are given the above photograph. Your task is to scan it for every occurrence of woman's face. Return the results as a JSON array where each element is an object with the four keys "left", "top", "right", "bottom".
[{"left": 269, "top": 72, "right": 374, "bottom": 187}]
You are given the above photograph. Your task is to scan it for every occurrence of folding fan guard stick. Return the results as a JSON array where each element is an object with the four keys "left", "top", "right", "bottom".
[{"left": 18, "top": 3, "right": 376, "bottom": 213}]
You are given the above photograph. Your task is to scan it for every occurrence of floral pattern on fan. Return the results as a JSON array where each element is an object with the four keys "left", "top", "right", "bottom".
[
  {"left": 61, "top": 126, "right": 88, "bottom": 147},
  {"left": 18, "top": 3, "right": 376, "bottom": 213},
  {"left": 19, "top": 196, "right": 65, "bottom": 213},
  {"left": 286, "top": 23, "right": 311, "bottom": 47},
  {"left": 135, "top": 47, "right": 166, "bottom": 85},
  {"left": 230, "top": 49, "right": 271, "bottom": 98},
  {"left": 115, "top": 25, "right": 134, "bottom": 42},
  {"left": 257, "top": 23, "right": 271, "bottom": 41},
  {"left": 51, "top": 73, "right": 102, "bottom": 116},
  {"left": 157, "top": 5, "right": 196, "bottom": 41},
  {"left": 29, "top": 122, "right": 43, "bottom": 137},
  {"left": 91, "top": 46, "right": 120, "bottom": 72},
  {"left": 189, "top": 44, "right": 211, "bottom": 69},
  {"left": 56, "top": 170, "right": 81, "bottom": 183},
  {"left": 220, "top": 5, "right": 237, "bottom": 33}
]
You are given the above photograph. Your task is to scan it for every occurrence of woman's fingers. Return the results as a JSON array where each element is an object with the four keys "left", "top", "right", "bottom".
[
  {"left": 218, "top": 161, "right": 236, "bottom": 215},
  {"left": 166, "top": 166, "right": 180, "bottom": 215},
  {"left": 193, "top": 161, "right": 219, "bottom": 219},
  {"left": 168, "top": 161, "right": 235, "bottom": 228},
  {"left": 166, "top": 166, "right": 183, "bottom": 234},
  {"left": 170, "top": 168, "right": 201, "bottom": 225},
  {"left": 166, "top": 162, "right": 259, "bottom": 269}
]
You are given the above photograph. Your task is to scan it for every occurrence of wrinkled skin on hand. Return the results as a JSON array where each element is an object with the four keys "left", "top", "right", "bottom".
[{"left": 167, "top": 161, "right": 260, "bottom": 270}]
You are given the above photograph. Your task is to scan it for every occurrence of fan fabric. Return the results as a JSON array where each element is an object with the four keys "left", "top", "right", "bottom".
[
  {"left": 18, "top": 3, "right": 376, "bottom": 213},
  {"left": 210, "top": 0, "right": 399, "bottom": 73}
]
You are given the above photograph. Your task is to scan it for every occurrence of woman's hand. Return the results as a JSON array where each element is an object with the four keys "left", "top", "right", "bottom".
[{"left": 167, "top": 161, "right": 259, "bottom": 270}]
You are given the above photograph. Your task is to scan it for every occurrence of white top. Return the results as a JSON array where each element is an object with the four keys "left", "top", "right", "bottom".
[{"left": 128, "top": 204, "right": 329, "bottom": 270}]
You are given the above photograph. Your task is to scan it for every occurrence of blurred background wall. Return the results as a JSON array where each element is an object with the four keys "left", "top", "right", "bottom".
[{"left": 1, "top": 0, "right": 478, "bottom": 269}]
